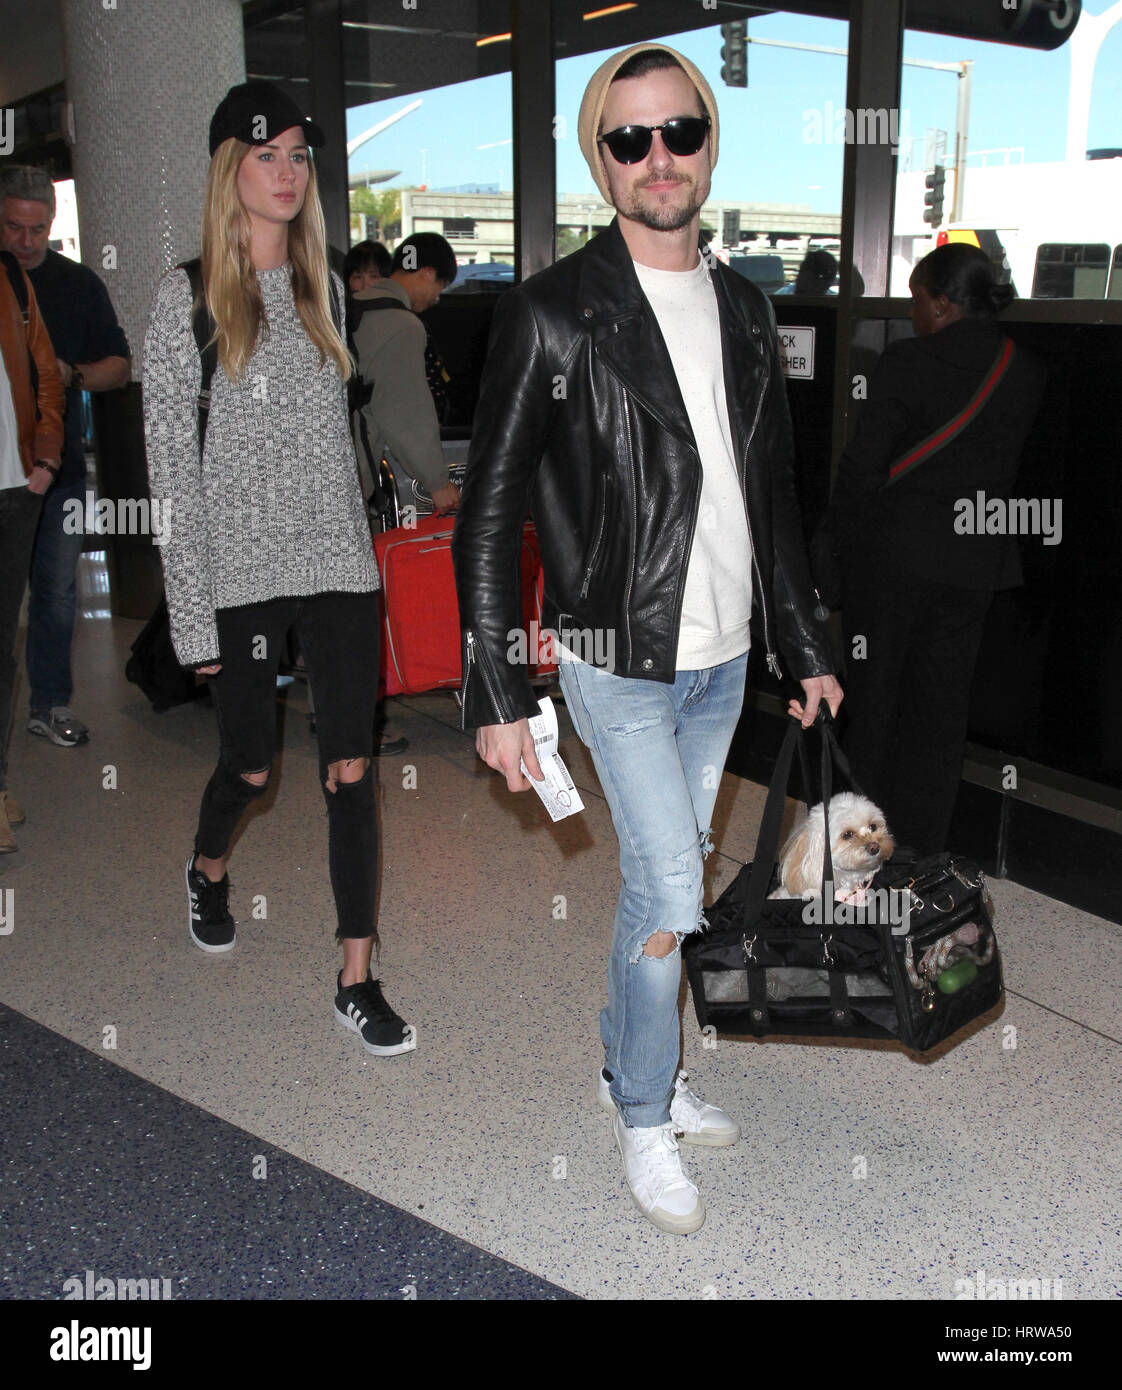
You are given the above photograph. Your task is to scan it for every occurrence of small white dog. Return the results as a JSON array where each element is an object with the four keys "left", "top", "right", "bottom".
[{"left": 771, "top": 793, "right": 895, "bottom": 902}]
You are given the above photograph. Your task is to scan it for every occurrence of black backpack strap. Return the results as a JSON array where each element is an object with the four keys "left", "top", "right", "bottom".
[
  {"left": 1, "top": 249, "right": 40, "bottom": 419},
  {"left": 350, "top": 296, "right": 411, "bottom": 324},
  {"left": 327, "top": 272, "right": 343, "bottom": 336},
  {"left": 346, "top": 291, "right": 408, "bottom": 346},
  {"left": 176, "top": 260, "right": 344, "bottom": 457},
  {"left": 346, "top": 295, "right": 410, "bottom": 409},
  {"left": 177, "top": 258, "right": 216, "bottom": 456}
]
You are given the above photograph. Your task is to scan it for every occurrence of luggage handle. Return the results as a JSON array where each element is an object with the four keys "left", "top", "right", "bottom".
[{"left": 742, "top": 707, "right": 865, "bottom": 927}]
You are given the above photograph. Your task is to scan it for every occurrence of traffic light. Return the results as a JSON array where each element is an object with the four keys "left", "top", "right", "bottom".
[
  {"left": 722, "top": 208, "right": 741, "bottom": 247},
  {"left": 924, "top": 165, "right": 946, "bottom": 227},
  {"left": 720, "top": 21, "right": 748, "bottom": 88}
]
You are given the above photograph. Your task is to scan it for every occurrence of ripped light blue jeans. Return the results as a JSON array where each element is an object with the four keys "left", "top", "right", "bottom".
[{"left": 558, "top": 652, "right": 748, "bottom": 1128}]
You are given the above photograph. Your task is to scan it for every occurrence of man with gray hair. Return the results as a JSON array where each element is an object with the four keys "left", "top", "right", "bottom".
[
  {"left": 0, "top": 239, "right": 63, "bottom": 850},
  {"left": 0, "top": 165, "right": 129, "bottom": 747}
]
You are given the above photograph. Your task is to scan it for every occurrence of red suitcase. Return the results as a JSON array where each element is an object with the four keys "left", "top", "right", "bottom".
[{"left": 374, "top": 516, "right": 555, "bottom": 698}]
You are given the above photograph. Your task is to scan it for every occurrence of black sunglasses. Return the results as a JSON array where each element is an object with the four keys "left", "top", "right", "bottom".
[{"left": 597, "top": 115, "right": 711, "bottom": 165}]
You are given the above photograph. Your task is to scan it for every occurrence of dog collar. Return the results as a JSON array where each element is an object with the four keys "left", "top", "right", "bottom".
[{"left": 837, "top": 873, "right": 875, "bottom": 904}]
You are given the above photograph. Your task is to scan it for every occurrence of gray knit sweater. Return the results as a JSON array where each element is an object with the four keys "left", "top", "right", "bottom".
[{"left": 143, "top": 265, "right": 378, "bottom": 667}]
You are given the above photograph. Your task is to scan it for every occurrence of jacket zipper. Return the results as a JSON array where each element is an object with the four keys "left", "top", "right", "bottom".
[
  {"left": 667, "top": 447, "right": 704, "bottom": 652},
  {"left": 579, "top": 473, "right": 609, "bottom": 602},
  {"left": 738, "top": 357, "right": 781, "bottom": 679},
  {"left": 464, "top": 629, "right": 505, "bottom": 720}
]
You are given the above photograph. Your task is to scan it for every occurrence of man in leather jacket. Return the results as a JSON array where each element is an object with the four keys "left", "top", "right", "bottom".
[{"left": 452, "top": 43, "right": 841, "bottom": 1234}]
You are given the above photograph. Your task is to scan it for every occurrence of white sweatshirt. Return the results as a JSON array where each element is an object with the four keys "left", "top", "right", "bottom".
[{"left": 633, "top": 253, "right": 753, "bottom": 670}]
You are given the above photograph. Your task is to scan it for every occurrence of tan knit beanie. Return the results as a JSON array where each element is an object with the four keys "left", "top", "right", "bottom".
[{"left": 577, "top": 42, "right": 720, "bottom": 206}]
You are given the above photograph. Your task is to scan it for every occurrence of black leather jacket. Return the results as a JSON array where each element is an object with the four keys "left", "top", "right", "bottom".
[{"left": 452, "top": 218, "right": 834, "bottom": 730}]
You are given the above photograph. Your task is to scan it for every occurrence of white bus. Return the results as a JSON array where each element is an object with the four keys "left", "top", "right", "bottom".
[{"left": 891, "top": 154, "right": 1122, "bottom": 299}]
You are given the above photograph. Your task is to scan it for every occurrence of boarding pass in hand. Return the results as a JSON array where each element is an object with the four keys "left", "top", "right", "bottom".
[{"left": 521, "top": 696, "right": 585, "bottom": 822}]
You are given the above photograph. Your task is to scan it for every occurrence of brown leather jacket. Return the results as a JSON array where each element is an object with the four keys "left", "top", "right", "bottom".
[{"left": 0, "top": 259, "right": 64, "bottom": 474}]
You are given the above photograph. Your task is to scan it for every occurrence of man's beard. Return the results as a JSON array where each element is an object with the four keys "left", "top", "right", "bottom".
[{"left": 619, "top": 173, "right": 707, "bottom": 233}]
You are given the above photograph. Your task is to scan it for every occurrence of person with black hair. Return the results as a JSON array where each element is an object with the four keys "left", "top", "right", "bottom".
[
  {"left": 793, "top": 247, "right": 837, "bottom": 295},
  {"left": 344, "top": 239, "right": 391, "bottom": 291},
  {"left": 829, "top": 242, "right": 1046, "bottom": 854},
  {"left": 390, "top": 230, "right": 458, "bottom": 290},
  {"left": 351, "top": 231, "right": 459, "bottom": 514}
]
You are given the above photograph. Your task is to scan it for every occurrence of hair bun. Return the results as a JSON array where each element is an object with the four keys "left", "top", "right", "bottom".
[{"left": 990, "top": 283, "right": 1015, "bottom": 314}]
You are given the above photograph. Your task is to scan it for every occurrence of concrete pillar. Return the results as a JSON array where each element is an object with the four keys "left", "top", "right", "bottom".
[
  {"left": 57, "top": 0, "right": 245, "bottom": 616},
  {"left": 59, "top": 0, "right": 245, "bottom": 378}
]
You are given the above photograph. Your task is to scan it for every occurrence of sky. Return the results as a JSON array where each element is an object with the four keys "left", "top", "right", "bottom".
[{"left": 344, "top": 3, "right": 1122, "bottom": 215}]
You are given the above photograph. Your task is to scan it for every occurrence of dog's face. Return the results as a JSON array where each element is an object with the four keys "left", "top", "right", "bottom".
[
  {"left": 779, "top": 793, "right": 895, "bottom": 897},
  {"left": 827, "top": 793, "right": 895, "bottom": 877}
]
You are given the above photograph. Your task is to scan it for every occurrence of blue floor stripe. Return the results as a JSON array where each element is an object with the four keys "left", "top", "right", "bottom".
[{"left": 0, "top": 1004, "right": 577, "bottom": 1301}]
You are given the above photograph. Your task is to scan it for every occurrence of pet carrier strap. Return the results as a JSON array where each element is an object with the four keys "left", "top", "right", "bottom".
[
  {"left": 745, "top": 713, "right": 858, "bottom": 923},
  {"left": 819, "top": 720, "right": 836, "bottom": 893},
  {"left": 746, "top": 960, "right": 770, "bottom": 1031},
  {"left": 819, "top": 719, "right": 866, "bottom": 799},
  {"left": 827, "top": 961, "right": 852, "bottom": 1026},
  {"left": 743, "top": 719, "right": 800, "bottom": 923}
]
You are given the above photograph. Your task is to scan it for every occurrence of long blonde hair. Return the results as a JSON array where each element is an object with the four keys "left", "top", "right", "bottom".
[{"left": 200, "top": 138, "right": 352, "bottom": 382}]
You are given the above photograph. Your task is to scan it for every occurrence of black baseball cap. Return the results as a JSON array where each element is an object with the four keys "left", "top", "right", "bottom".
[{"left": 209, "top": 80, "right": 326, "bottom": 157}]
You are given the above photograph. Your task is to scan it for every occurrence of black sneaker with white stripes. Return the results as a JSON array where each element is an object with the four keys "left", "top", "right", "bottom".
[
  {"left": 334, "top": 971, "right": 416, "bottom": 1056},
  {"left": 185, "top": 853, "right": 236, "bottom": 953}
]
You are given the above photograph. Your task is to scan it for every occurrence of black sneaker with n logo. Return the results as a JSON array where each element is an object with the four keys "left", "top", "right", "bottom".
[
  {"left": 185, "top": 854, "right": 236, "bottom": 953},
  {"left": 334, "top": 972, "right": 416, "bottom": 1056}
]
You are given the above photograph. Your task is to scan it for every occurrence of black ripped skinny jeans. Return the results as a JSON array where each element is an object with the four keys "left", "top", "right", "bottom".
[{"left": 195, "top": 590, "right": 380, "bottom": 939}]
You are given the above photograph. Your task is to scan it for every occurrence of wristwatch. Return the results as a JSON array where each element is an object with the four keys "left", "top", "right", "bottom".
[{"left": 70, "top": 365, "right": 85, "bottom": 390}]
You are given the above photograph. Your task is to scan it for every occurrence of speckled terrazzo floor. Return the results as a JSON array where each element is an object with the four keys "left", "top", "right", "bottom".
[
  {"left": 0, "top": 1003, "right": 574, "bottom": 1300},
  {"left": 1, "top": 556, "right": 1119, "bottom": 1300}
]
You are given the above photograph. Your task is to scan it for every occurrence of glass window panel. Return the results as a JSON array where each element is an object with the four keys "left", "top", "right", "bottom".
[
  {"left": 339, "top": 0, "right": 513, "bottom": 278},
  {"left": 1031, "top": 242, "right": 1110, "bottom": 299},
  {"left": 244, "top": 8, "right": 311, "bottom": 105},
  {"left": 893, "top": 14, "right": 1121, "bottom": 300}
]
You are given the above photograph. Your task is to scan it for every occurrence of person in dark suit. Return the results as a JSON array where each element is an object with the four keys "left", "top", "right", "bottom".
[{"left": 829, "top": 242, "right": 1046, "bottom": 854}]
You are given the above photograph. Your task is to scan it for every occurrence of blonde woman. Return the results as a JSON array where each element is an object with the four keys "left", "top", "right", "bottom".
[{"left": 143, "top": 81, "right": 414, "bottom": 1056}]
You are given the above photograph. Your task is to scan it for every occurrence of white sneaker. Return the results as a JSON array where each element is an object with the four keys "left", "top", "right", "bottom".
[
  {"left": 614, "top": 1114, "right": 705, "bottom": 1234},
  {"left": 598, "top": 1068, "right": 740, "bottom": 1147}
]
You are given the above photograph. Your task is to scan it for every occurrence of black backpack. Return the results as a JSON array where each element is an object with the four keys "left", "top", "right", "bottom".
[
  {"left": 125, "top": 594, "right": 210, "bottom": 712},
  {"left": 347, "top": 294, "right": 451, "bottom": 422},
  {"left": 344, "top": 297, "right": 415, "bottom": 533}
]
